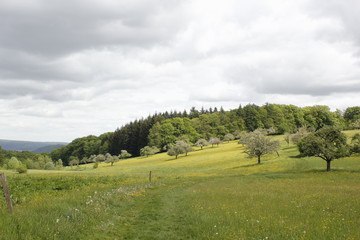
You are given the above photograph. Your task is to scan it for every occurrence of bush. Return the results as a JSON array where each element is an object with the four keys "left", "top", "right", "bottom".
[
  {"left": 8, "top": 157, "right": 20, "bottom": 169},
  {"left": 16, "top": 164, "right": 28, "bottom": 174},
  {"left": 93, "top": 162, "right": 99, "bottom": 169},
  {"left": 44, "top": 162, "right": 55, "bottom": 170}
]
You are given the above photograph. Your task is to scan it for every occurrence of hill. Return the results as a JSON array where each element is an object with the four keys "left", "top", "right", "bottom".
[
  {"left": 1, "top": 130, "right": 359, "bottom": 239},
  {"left": 0, "top": 139, "right": 67, "bottom": 152}
]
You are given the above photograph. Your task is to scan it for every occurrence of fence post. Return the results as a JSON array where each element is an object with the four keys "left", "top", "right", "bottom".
[
  {"left": 0, "top": 173, "right": 13, "bottom": 213},
  {"left": 149, "top": 171, "right": 152, "bottom": 182}
]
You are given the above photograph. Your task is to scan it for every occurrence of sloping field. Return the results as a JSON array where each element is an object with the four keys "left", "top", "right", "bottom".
[{"left": 1, "top": 131, "right": 360, "bottom": 239}]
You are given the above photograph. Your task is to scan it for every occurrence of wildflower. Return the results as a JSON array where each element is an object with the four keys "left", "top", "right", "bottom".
[{"left": 56, "top": 219, "right": 60, "bottom": 223}]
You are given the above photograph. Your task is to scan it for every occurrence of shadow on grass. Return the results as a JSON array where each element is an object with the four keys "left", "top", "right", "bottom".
[
  {"left": 231, "top": 163, "right": 259, "bottom": 169},
  {"left": 165, "top": 156, "right": 185, "bottom": 161},
  {"left": 298, "top": 168, "right": 360, "bottom": 174}
]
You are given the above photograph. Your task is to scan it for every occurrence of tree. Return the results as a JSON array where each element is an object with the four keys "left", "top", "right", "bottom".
[
  {"left": 140, "top": 146, "right": 159, "bottom": 157},
  {"left": 55, "top": 159, "right": 63, "bottom": 169},
  {"left": 167, "top": 145, "right": 185, "bottom": 159},
  {"left": 95, "top": 154, "right": 105, "bottom": 162},
  {"left": 175, "top": 140, "right": 193, "bottom": 156},
  {"left": 44, "top": 162, "right": 55, "bottom": 170},
  {"left": 284, "top": 133, "right": 291, "bottom": 145},
  {"left": 223, "top": 133, "right": 235, "bottom": 142},
  {"left": 105, "top": 154, "right": 119, "bottom": 166},
  {"left": 349, "top": 119, "right": 360, "bottom": 129},
  {"left": 195, "top": 138, "right": 209, "bottom": 150},
  {"left": 69, "top": 159, "right": 79, "bottom": 168},
  {"left": 16, "top": 163, "right": 27, "bottom": 174},
  {"left": 298, "top": 126, "right": 349, "bottom": 171},
  {"left": 148, "top": 118, "right": 199, "bottom": 149},
  {"left": 291, "top": 127, "right": 309, "bottom": 144},
  {"left": 241, "top": 131, "right": 280, "bottom": 164},
  {"left": 344, "top": 106, "right": 360, "bottom": 127},
  {"left": 209, "top": 137, "right": 221, "bottom": 147},
  {"left": 7, "top": 157, "right": 20, "bottom": 169},
  {"left": 350, "top": 133, "right": 360, "bottom": 154},
  {"left": 119, "top": 150, "right": 132, "bottom": 159}
]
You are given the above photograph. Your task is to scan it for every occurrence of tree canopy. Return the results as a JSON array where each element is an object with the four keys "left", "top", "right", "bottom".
[
  {"left": 298, "top": 126, "right": 349, "bottom": 171},
  {"left": 241, "top": 130, "right": 280, "bottom": 164}
]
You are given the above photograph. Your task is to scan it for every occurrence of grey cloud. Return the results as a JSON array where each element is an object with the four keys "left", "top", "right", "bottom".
[
  {"left": 0, "top": 0, "right": 187, "bottom": 102},
  {"left": 257, "top": 81, "right": 360, "bottom": 96},
  {"left": 0, "top": 0, "right": 185, "bottom": 57},
  {"left": 307, "top": 0, "right": 360, "bottom": 48},
  {"left": 227, "top": 63, "right": 360, "bottom": 97}
]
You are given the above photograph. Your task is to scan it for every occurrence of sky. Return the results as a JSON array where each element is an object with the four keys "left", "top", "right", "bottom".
[{"left": 1, "top": 0, "right": 360, "bottom": 142}]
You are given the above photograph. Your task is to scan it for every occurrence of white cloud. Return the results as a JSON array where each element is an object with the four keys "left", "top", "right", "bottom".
[{"left": 0, "top": 0, "right": 359, "bottom": 141}]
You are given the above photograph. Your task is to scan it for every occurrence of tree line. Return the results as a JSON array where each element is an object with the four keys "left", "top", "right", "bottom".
[
  {"left": 49, "top": 104, "right": 359, "bottom": 165},
  {"left": 2, "top": 103, "right": 358, "bottom": 167}
]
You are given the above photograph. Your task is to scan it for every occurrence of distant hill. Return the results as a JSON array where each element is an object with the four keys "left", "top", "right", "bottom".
[
  {"left": 0, "top": 139, "right": 67, "bottom": 153},
  {"left": 32, "top": 144, "right": 67, "bottom": 153}
]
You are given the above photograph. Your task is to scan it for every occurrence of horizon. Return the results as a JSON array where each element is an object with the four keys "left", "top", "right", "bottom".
[{"left": 1, "top": 102, "right": 357, "bottom": 143}]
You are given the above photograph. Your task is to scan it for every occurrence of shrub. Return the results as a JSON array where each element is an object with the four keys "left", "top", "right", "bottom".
[
  {"left": 16, "top": 164, "right": 28, "bottom": 174},
  {"left": 44, "top": 162, "right": 55, "bottom": 170}
]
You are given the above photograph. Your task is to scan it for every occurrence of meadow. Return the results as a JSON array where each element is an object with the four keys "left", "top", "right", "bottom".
[{"left": 1, "top": 130, "right": 360, "bottom": 239}]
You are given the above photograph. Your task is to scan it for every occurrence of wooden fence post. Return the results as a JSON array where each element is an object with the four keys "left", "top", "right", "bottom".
[
  {"left": 0, "top": 173, "right": 13, "bottom": 213},
  {"left": 149, "top": 171, "right": 152, "bottom": 182}
]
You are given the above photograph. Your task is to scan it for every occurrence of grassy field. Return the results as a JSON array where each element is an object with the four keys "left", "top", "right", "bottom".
[{"left": 1, "top": 130, "right": 360, "bottom": 239}]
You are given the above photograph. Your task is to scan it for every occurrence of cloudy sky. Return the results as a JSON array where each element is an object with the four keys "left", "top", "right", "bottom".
[{"left": 1, "top": 0, "right": 360, "bottom": 142}]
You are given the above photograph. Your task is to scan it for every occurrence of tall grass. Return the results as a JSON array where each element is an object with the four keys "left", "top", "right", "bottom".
[{"left": 0, "top": 130, "right": 359, "bottom": 239}]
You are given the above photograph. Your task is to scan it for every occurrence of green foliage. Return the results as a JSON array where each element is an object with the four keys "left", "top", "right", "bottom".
[
  {"left": 175, "top": 140, "right": 194, "bottom": 156},
  {"left": 349, "top": 119, "right": 360, "bottom": 129},
  {"left": 291, "top": 126, "right": 310, "bottom": 144},
  {"left": 140, "top": 146, "right": 159, "bottom": 157},
  {"left": 44, "top": 162, "right": 55, "bottom": 170},
  {"left": 55, "top": 159, "right": 63, "bottom": 169},
  {"left": 298, "top": 126, "right": 349, "bottom": 171},
  {"left": 95, "top": 154, "right": 105, "bottom": 162},
  {"left": 93, "top": 162, "right": 99, "bottom": 169},
  {"left": 344, "top": 106, "right": 360, "bottom": 125},
  {"left": 195, "top": 138, "right": 209, "bottom": 149},
  {"left": 284, "top": 133, "right": 291, "bottom": 145},
  {"left": 148, "top": 118, "right": 199, "bottom": 149},
  {"left": 167, "top": 145, "right": 185, "bottom": 159},
  {"left": 105, "top": 153, "right": 119, "bottom": 166},
  {"left": 16, "top": 163, "right": 27, "bottom": 174},
  {"left": 223, "top": 133, "right": 235, "bottom": 142},
  {"left": 50, "top": 134, "right": 112, "bottom": 166},
  {"left": 1, "top": 134, "right": 360, "bottom": 239},
  {"left": 351, "top": 133, "right": 360, "bottom": 153},
  {"left": 7, "top": 157, "right": 20, "bottom": 169},
  {"left": 241, "top": 131, "right": 280, "bottom": 164},
  {"left": 69, "top": 157, "right": 79, "bottom": 167},
  {"left": 119, "top": 150, "right": 132, "bottom": 159},
  {"left": 209, "top": 137, "right": 221, "bottom": 147}
]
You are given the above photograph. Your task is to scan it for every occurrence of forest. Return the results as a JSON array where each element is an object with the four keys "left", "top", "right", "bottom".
[{"left": 1, "top": 103, "right": 360, "bottom": 167}]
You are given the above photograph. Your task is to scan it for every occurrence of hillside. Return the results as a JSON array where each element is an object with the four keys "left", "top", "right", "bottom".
[
  {"left": 0, "top": 139, "right": 67, "bottom": 152},
  {"left": 1, "top": 130, "right": 359, "bottom": 239}
]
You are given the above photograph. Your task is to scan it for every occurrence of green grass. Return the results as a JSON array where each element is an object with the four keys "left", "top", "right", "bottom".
[{"left": 1, "top": 131, "right": 360, "bottom": 239}]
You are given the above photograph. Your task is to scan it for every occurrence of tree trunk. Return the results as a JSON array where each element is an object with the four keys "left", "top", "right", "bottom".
[
  {"left": 326, "top": 160, "right": 331, "bottom": 171},
  {"left": 257, "top": 155, "right": 261, "bottom": 164}
]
